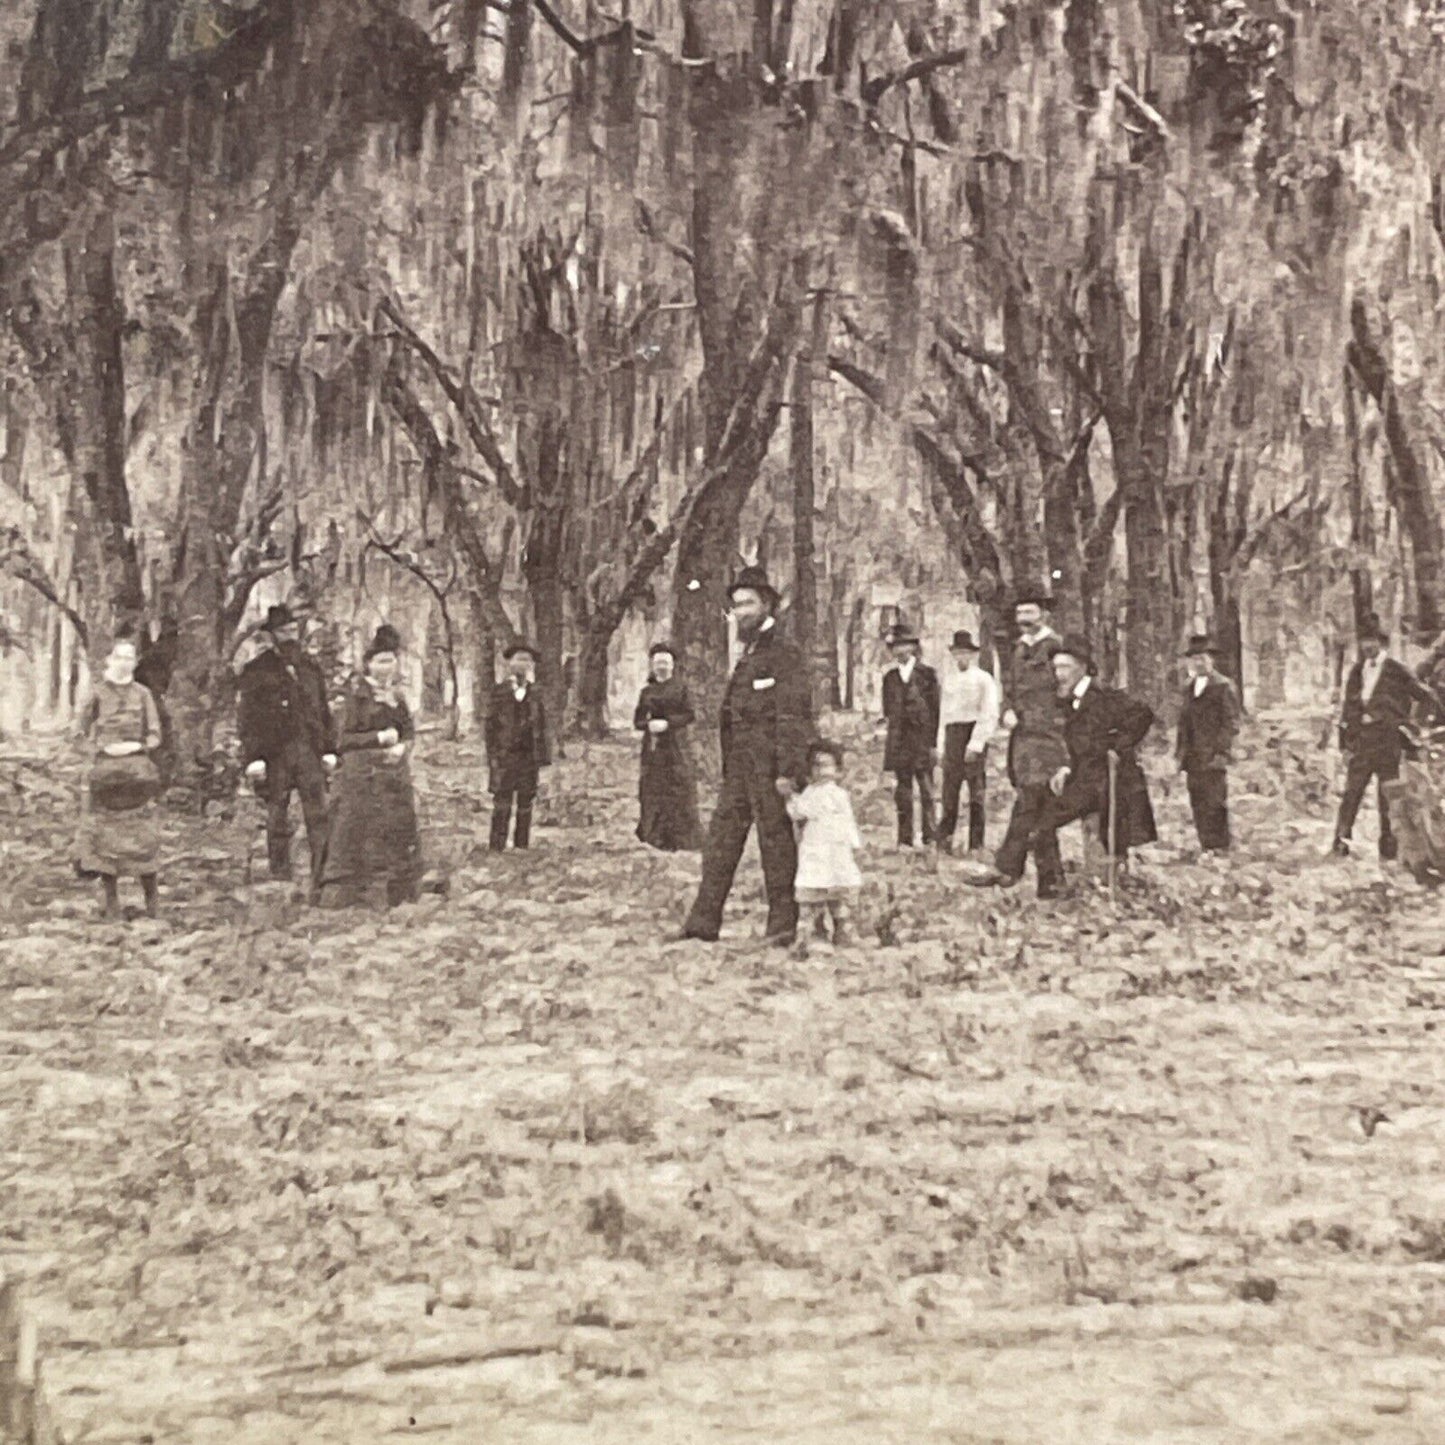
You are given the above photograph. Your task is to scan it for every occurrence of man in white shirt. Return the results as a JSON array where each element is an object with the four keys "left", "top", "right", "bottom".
[{"left": 936, "top": 630, "right": 1000, "bottom": 853}]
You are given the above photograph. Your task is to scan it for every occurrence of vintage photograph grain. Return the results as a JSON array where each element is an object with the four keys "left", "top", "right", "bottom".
[{"left": 5, "top": 2, "right": 1445, "bottom": 1442}]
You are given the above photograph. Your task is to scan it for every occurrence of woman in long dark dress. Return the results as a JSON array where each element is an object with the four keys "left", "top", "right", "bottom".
[
  {"left": 316, "top": 625, "right": 422, "bottom": 908},
  {"left": 633, "top": 643, "right": 701, "bottom": 851}
]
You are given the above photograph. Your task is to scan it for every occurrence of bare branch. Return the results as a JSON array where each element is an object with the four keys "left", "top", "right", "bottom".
[
  {"left": 863, "top": 46, "right": 972, "bottom": 106},
  {"left": 530, "top": 0, "right": 653, "bottom": 57},
  {"left": 0, "top": 525, "right": 88, "bottom": 648},
  {"left": 1114, "top": 81, "right": 1170, "bottom": 142}
]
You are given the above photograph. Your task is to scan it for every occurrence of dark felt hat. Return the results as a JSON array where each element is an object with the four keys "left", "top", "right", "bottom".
[
  {"left": 886, "top": 621, "right": 920, "bottom": 646},
  {"left": 1359, "top": 614, "right": 1388, "bottom": 643},
  {"left": 1012, "top": 589, "right": 1055, "bottom": 610},
  {"left": 1183, "top": 632, "right": 1222, "bottom": 656},
  {"left": 503, "top": 641, "right": 537, "bottom": 661},
  {"left": 1053, "top": 632, "right": 1094, "bottom": 668},
  {"left": 364, "top": 623, "right": 403, "bottom": 660},
  {"left": 262, "top": 602, "right": 297, "bottom": 632},
  {"left": 951, "top": 629, "right": 980, "bottom": 651},
  {"left": 648, "top": 641, "right": 676, "bottom": 658},
  {"left": 807, "top": 738, "right": 844, "bottom": 767},
  {"left": 727, "top": 566, "right": 780, "bottom": 606}
]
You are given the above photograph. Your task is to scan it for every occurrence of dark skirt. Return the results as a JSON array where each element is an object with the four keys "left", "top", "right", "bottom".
[
  {"left": 317, "top": 754, "right": 422, "bottom": 907},
  {"left": 638, "top": 738, "right": 701, "bottom": 851}
]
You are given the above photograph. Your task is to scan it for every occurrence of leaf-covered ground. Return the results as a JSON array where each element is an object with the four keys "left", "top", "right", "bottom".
[{"left": 4, "top": 713, "right": 1445, "bottom": 1443}]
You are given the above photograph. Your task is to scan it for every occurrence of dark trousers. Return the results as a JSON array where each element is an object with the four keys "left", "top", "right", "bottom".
[
  {"left": 894, "top": 766, "right": 935, "bottom": 845},
  {"left": 1185, "top": 767, "right": 1230, "bottom": 851},
  {"left": 1335, "top": 738, "right": 1401, "bottom": 859},
  {"left": 265, "top": 743, "right": 329, "bottom": 881},
  {"left": 939, "top": 723, "right": 986, "bottom": 849},
  {"left": 685, "top": 763, "right": 799, "bottom": 941},
  {"left": 994, "top": 782, "right": 1066, "bottom": 891},
  {"left": 490, "top": 766, "right": 538, "bottom": 850}
]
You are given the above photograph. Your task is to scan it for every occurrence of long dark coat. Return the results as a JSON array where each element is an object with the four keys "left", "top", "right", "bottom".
[
  {"left": 882, "top": 662, "right": 941, "bottom": 772},
  {"left": 1007, "top": 630, "right": 1068, "bottom": 787},
  {"left": 237, "top": 647, "right": 335, "bottom": 764},
  {"left": 317, "top": 683, "right": 421, "bottom": 903},
  {"left": 1176, "top": 673, "right": 1240, "bottom": 773},
  {"left": 1060, "top": 681, "right": 1157, "bottom": 851},
  {"left": 634, "top": 677, "right": 702, "bottom": 851},
  {"left": 1339, "top": 656, "right": 1440, "bottom": 761}
]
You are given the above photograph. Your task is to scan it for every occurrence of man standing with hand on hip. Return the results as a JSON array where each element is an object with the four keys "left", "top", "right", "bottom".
[
  {"left": 237, "top": 603, "right": 337, "bottom": 883},
  {"left": 681, "top": 567, "right": 814, "bottom": 947}
]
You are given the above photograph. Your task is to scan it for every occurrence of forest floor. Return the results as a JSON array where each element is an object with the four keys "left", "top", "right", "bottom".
[{"left": 4, "top": 709, "right": 1445, "bottom": 1443}]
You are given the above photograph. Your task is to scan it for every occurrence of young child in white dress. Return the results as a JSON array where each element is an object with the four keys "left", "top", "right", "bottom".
[{"left": 786, "top": 740, "right": 864, "bottom": 953}]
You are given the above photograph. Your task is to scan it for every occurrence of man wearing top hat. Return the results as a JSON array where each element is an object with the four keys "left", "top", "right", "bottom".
[
  {"left": 881, "top": 622, "right": 941, "bottom": 848},
  {"left": 681, "top": 566, "right": 814, "bottom": 946},
  {"left": 237, "top": 602, "right": 337, "bottom": 881},
  {"left": 968, "top": 634, "right": 1155, "bottom": 896},
  {"left": 990, "top": 590, "right": 1068, "bottom": 887},
  {"left": 1333, "top": 614, "right": 1443, "bottom": 860},
  {"left": 936, "top": 630, "right": 1000, "bottom": 853},
  {"left": 486, "top": 642, "right": 551, "bottom": 851},
  {"left": 1176, "top": 633, "right": 1241, "bottom": 852}
]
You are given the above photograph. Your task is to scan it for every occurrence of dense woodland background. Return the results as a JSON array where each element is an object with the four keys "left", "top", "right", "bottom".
[{"left": 4, "top": 0, "right": 1445, "bottom": 771}]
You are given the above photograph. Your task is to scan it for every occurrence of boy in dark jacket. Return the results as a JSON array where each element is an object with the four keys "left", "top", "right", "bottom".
[
  {"left": 485, "top": 643, "right": 550, "bottom": 850},
  {"left": 881, "top": 623, "right": 941, "bottom": 847},
  {"left": 1176, "top": 634, "right": 1241, "bottom": 852}
]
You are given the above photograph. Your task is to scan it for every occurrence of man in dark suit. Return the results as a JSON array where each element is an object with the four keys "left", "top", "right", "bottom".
[
  {"left": 1176, "top": 633, "right": 1241, "bottom": 852},
  {"left": 967, "top": 635, "right": 1155, "bottom": 897},
  {"left": 1333, "top": 616, "right": 1442, "bottom": 860},
  {"left": 237, "top": 603, "right": 337, "bottom": 881},
  {"left": 682, "top": 566, "right": 814, "bottom": 946},
  {"left": 881, "top": 623, "right": 941, "bottom": 847},
  {"left": 485, "top": 643, "right": 551, "bottom": 850}
]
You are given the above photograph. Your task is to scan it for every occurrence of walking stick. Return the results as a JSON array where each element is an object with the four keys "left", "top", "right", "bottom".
[{"left": 1107, "top": 749, "right": 1119, "bottom": 907}]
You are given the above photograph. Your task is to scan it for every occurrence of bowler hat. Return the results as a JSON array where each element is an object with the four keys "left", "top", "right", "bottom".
[
  {"left": 886, "top": 622, "right": 920, "bottom": 646},
  {"left": 727, "top": 566, "right": 780, "bottom": 606},
  {"left": 503, "top": 641, "right": 537, "bottom": 661},
  {"left": 1053, "top": 633, "right": 1094, "bottom": 669},
  {"left": 1359, "top": 614, "right": 1388, "bottom": 643},
  {"left": 1183, "top": 633, "right": 1221, "bottom": 656},
  {"left": 950, "top": 629, "right": 980, "bottom": 651},
  {"left": 262, "top": 602, "right": 297, "bottom": 632},
  {"left": 1012, "top": 589, "right": 1054, "bottom": 610},
  {"left": 364, "top": 623, "right": 403, "bottom": 660},
  {"left": 648, "top": 641, "right": 676, "bottom": 658}
]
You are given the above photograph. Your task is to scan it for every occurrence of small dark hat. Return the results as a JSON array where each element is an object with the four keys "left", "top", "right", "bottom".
[
  {"left": 727, "top": 565, "right": 780, "bottom": 606},
  {"left": 648, "top": 641, "right": 676, "bottom": 658},
  {"left": 364, "top": 623, "right": 403, "bottom": 660},
  {"left": 951, "top": 629, "right": 980, "bottom": 651},
  {"left": 1012, "top": 589, "right": 1054, "bottom": 610},
  {"left": 1359, "top": 614, "right": 1388, "bottom": 643},
  {"left": 262, "top": 602, "right": 297, "bottom": 632},
  {"left": 503, "top": 641, "right": 537, "bottom": 661},
  {"left": 807, "top": 738, "right": 844, "bottom": 767},
  {"left": 1183, "top": 632, "right": 1222, "bottom": 657},
  {"left": 886, "top": 621, "right": 920, "bottom": 646},
  {"left": 1053, "top": 632, "right": 1094, "bottom": 668}
]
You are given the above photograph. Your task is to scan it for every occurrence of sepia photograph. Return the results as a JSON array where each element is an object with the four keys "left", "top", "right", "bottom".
[{"left": 4, "top": 1, "right": 1445, "bottom": 1440}]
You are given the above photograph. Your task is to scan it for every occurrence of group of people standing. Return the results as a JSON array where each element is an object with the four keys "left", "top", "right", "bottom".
[{"left": 72, "top": 572, "right": 1440, "bottom": 931}]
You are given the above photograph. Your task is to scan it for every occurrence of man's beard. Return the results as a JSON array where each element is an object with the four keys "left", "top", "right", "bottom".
[{"left": 736, "top": 614, "right": 765, "bottom": 638}]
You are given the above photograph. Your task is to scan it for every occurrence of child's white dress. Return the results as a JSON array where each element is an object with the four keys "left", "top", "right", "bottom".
[{"left": 787, "top": 781, "right": 863, "bottom": 901}]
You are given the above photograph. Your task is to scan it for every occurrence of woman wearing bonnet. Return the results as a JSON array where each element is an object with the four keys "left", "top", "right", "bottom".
[{"left": 314, "top": 624, "right": 423, "bottom": 908}]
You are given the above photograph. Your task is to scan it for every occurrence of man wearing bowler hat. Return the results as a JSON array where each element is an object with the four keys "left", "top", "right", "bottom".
[
  {"left": 936, "top": 630, "right": 1000, "bottom": 853},
  {"left": 237, "top": 602, "right": 337, "bottom": 882},
  {"left": 968, "top": 634, "right": 1155, "bottom": 896},
  {"left": 881, "top": 621, "right": 941, "bottom": 848},
  {"left": 681, "top": 566, "right": 813, "bottom": 946},
  {"left": 1176, "top": 633, "right": 1240, "bottom": 852},
  {"left": 1332, "top": 614, "right": 1443, "bottom": 860},
  {"left": 486, "top": 642, "right": 551, "bottom": 851}
]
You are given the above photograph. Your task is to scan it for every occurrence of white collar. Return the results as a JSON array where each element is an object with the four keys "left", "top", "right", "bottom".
[
  {"left": 897, "top": 656, "right": 916, "bottom": 680},
  {"left": 1071, "top": 676, "right": 1092, "bottom": 705}
]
